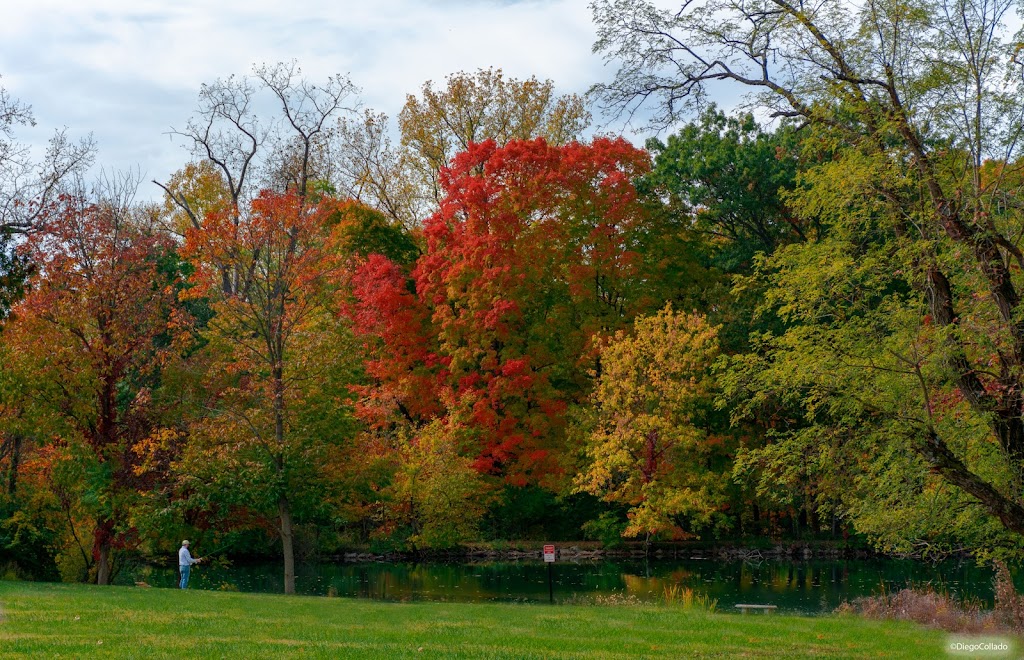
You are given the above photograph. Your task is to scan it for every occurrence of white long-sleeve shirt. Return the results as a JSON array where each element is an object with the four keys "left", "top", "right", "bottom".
[{"left": 178, "top": 546, "right": 198, "bottom": 567}]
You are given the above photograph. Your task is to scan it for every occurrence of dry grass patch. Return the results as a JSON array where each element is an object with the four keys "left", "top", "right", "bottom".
[{"left": 838, "top": 561, "right": 1024, "bottom": 638}]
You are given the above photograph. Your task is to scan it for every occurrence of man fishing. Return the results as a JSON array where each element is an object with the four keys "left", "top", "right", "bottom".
[{"left": 178, "top": 540, "right": 202, "bottom": 589}]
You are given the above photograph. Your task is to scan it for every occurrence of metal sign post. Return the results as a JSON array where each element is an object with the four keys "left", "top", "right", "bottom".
[{"left": 543, "top": 544, "right": 556, "bottom": 603}]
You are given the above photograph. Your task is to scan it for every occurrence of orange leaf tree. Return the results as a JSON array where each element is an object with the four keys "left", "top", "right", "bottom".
[
  {"left": 2, "top": 187, "right": 190, "bottom": 584},
  {"left": 180, "top": 190, "right": 357, "bottom": 594}
]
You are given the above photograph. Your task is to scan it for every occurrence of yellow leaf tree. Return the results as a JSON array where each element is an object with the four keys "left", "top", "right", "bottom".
[
  {"left": 575, "top": 305, "right": 725, "bottom": 541},
  {"left": 375, "top": 421, "right": 493, "bottom": 551},
  {"left": 398, "top": 67, "right": 590, "bottom": 213}
]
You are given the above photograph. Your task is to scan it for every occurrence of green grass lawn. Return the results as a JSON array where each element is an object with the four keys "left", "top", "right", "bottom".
[{"left": 0, "top": 580, "right": 949, "bottom": 658}]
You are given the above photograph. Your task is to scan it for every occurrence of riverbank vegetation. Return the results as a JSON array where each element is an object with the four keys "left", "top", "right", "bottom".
[
  {"left": 841, "top": 561, "right": 1024, "bottom": 637},
  {"left": 4, "top": 0, "right": 1024, "bottom": 599},
  {"left": 0, "top": 581, "right": 945, "bottom": 658}
]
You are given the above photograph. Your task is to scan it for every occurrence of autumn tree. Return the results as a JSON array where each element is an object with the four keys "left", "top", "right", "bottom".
[
  {"left": 0, "top": 174, "right": 190, "bottom": 584},
  {"left": 347, "top": 68, "right": 590, "bottom": 227},
  {"left": 161, "top": 62, "right": 359, "bottom": 293},
  {"left": 333, "top": 110, "right": 430, "bottom": 230},
  {"left": 180, "top": 190, "right": 356, "bottom": 594},
  {"left": 593, "top": 0, "right": 1024, "bottom": 549},
  {"left": 310, "top": 68, "right": 593, "bottom": 230},
  {"left": 575, "top": 305, "right": 725, "bottom": 541},
  {"left": 400, "top": 67, "right": 590, "bottom": 180},
  {"left": 157, "top": 160, "right": 232, "bottom": 239},
  {"left": 351, "top": 137, "right": 705, "bottom": 486},
  {"left": 348, "top": 252, "right": 439, "bottom": 430},
  {"left": 0, "top": 76, "right": 94, "bottom": 320}
]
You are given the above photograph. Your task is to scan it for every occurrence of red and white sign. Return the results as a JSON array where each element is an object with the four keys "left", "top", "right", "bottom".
[{"left": 543, "top": 544, "right": 556, "bottom": 562}]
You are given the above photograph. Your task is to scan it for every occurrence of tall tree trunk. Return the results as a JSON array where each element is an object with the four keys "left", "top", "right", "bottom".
[
  {"left": 6, "top": 434, "right": 22, "bottom": 496},
  {"left": 279, "top": 494, "right": 295, "bottom": 595},
  {"left": 270, "top": 349, "right": 295, "bottom": 594},
  {"left": 96, "top": 544, "right": 111, "bottom": 586},
  {"left": 94, "top": 519, "right": 114, "bottom": 585}
]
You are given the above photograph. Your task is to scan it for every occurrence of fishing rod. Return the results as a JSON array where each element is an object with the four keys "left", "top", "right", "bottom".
[{"left": 194, "top": 539, "right": 236, "bottom": 563}]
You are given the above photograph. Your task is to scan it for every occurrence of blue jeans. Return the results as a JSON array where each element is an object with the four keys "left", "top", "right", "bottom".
[{"left": 179, "top": 564, "right": 191, "bottom": 589}]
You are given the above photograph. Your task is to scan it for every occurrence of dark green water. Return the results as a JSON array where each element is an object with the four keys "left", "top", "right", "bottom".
[{"left": 117, "top": 558, "right": 1011, "bottom": 615}]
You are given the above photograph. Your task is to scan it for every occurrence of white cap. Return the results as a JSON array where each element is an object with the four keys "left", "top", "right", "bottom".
[{"left": 182, "top": 540, "right": 189, "bottom": 546}]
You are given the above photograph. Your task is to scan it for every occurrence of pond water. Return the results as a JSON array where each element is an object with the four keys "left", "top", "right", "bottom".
[{"left": 117, "top": 557, "right": 1012, "bottom": 615}]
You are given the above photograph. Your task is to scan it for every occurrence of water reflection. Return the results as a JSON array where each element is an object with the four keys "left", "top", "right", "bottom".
[{"left": 118, "top": 557, "right": 1011, "bottom": 615}]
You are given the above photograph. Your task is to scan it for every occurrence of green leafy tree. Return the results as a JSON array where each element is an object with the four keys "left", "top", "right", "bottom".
[
  {"left": 179, "top": 190, "right": 358, "bottom": 594},
  {"left": 593, "top": 0, "right": 1024, "bottom": 551},
  {"left": 375, "top": 421, "right": 493, "bottom": 551},
  {"left": 645, "top": 108, "right": 806, "bottom": 266},
  {"left": 643, "top": 107, "right": 810, "bottom": 358}
]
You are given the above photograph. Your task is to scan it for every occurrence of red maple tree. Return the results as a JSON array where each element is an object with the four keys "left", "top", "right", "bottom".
[{"left": 351, "top": 137, "right": 676, "bottom": 484}]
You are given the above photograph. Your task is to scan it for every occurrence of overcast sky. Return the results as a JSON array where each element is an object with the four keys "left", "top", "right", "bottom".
[{"left": 0, "top": 0, "right": 616, "bottom": 200}]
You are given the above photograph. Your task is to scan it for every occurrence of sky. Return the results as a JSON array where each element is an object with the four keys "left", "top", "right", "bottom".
[{"left": 0, "top": 0, "right": 614, "bottom": 200}]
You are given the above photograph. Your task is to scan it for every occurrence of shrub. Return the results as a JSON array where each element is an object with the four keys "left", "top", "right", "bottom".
[{"left": 839, "top": 564, "right": 1024, "bottom": 635}]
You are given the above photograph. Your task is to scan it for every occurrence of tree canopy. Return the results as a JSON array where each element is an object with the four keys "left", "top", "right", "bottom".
[
  {"left": 594, "top": 0, "right": 1024, "bottom": 551},
  {"left": 9, "top": 13, "right": 1024, "bottom": 586}
]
